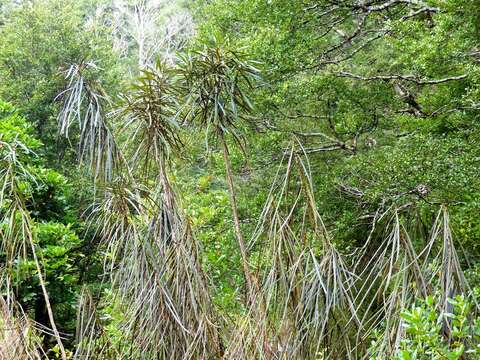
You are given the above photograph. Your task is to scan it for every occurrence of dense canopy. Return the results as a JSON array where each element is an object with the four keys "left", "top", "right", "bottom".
[{"left": 0, "top": 0, "right": 479, "bottom": 359}]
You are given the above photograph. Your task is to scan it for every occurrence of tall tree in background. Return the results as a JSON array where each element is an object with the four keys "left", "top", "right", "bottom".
[
  {"left": 0, "top": 0, "right": 119, "bottom": 160},
  {"left": 93, "top": 0, "right": 194, "bottom": 69}
]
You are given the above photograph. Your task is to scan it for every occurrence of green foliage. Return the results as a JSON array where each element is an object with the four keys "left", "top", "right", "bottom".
[
  {"left": 119, "top": 59, "right": 182, "bottom": 168},
  {"left": 0, "top": 0, "right": 121, "bottom": 160},
  {"left": 193, "top": 0, "right": 480, "bottom": 258},
  {"left": 2, "top": 0, "right": 480, "bottom": 358},
  {"left": 184, "top": 174, "right": 243, "bottom": 310},
  {"left": 0, "top": 101, "right": 88, "bottom": 345},
  {"left": 178, "top": 38, "right": 260, "bottom": 143},
  {"left": 27, "top": 167, "right": 75, "bottom": 223},
  {"left": 371, "top": 295, "right": 480, "bottom": 359},
  {"left": 0, "top": 100, "right": 42, "bottom": 152},
  {"left": 15, "top": 222, "right": 82, "bottom": 325}
]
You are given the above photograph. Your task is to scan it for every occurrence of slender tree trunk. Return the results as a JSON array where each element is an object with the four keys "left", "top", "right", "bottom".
[
  {"left": 219, "top": 134, "right": 255, "bottom": 302},
  {"left": 220, "top": 136, "right": 274, "bottom": 357},
  {"left": 158, "top": 157, "right": 175, "bottom": 213},
  {"left": 29, "top": 236, "right": 67, "bottom": 360}
]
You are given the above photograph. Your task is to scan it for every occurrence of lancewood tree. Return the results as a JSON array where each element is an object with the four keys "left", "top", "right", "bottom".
[
  {"left": 56, "top": 62, "right": 121, "bottom": 183},
  {"left": 110, "top": 60, "right": 222, "bottom": 358},
  {"left": 54, "top": 57, "right": 222, "bottom": 357},
  {"left": 222, "top": 141, "right": 476, "bottom": 359},
  {"left": 178, "top": 42, "right": 261, "bottom": 302},
  {"left": 119, "top": 59, "right": 182, "bottom": 195}
]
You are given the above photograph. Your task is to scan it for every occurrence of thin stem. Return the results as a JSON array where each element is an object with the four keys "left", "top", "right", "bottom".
[
  {"left": 159, "top": 157, "right": 175, "bottom": 213},
  {"left": 220, "top": 133, "right": 255, "bottom": 303},
  {"left": 28, "top": 222, "right": 67, "bottom": 360}
]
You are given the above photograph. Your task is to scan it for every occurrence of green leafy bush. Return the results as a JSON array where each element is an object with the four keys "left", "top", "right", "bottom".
[{"left": 370, "top": 295, "right": 480, "bottom": 359}]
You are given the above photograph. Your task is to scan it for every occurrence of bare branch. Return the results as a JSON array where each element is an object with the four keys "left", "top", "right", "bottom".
[
  {"left": 336, "top": 71, "right": 467, "bottom": 85},
  {"left": 401, "top": 6, "right": 439, "bottom": 20}
]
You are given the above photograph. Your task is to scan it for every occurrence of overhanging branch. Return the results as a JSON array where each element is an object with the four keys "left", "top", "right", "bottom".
[{"left": 335, "top": 71, "right": 467, "bottom": 85}]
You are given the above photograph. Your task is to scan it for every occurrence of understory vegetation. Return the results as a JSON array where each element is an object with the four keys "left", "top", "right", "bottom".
[{"left": 0, "top": 0, "right": 479, "bottom": 359}]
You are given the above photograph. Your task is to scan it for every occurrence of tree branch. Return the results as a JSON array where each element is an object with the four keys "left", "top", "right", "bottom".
[
  {"left": 336, "top": 71, "right": 467, "bottom": 85},
  {"left": 401, "top": 6, "right": 439, "bottom": 20}
]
